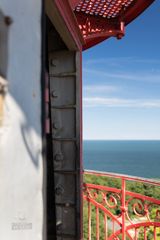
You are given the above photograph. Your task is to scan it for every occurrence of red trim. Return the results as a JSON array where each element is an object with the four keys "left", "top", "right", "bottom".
[
  {"left": 55, "top": 0, "right": 84, "bottom": 50},
  {"left": 124, "top": 0, "right": 155, "bottom": 25},
  {"left": 83, "top": 36, "right": 110, "bottom": 50},
  {"left": 73, "top": 0, "right": 155, "bottom": 50},
  {"left": 53, "top": 0, "right": 155, "bottom": 50},
  {"left": 79, "top": 51, "right": 83, "bottom": 240},
  {"left": 68, "top": 0, "right": 80, "bottom": 9}
]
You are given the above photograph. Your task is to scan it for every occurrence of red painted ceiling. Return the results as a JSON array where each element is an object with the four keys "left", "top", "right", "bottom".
[{"left": 69, "top": 0, "right": 155, "bottom": 49}]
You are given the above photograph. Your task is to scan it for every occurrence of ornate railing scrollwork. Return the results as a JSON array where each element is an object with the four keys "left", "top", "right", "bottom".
[{"left": 83, "top": 170, "right": 160, "bottom": 239}]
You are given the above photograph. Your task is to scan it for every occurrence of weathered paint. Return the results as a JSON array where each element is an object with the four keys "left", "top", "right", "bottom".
[{"left": 0, "top": 1, "right": 45, "bottom": 240}]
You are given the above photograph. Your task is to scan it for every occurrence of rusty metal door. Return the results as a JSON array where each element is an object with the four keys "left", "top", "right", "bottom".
[{"left": 48, "top": 50, "right": 82, "bottom": 239}]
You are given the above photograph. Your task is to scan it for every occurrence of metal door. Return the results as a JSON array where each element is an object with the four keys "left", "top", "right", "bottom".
[{"left": 48, "top": 50, "right": 82, "bottom": 239}]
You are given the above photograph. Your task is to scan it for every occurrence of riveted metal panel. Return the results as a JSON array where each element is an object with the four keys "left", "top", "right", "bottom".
[
  {"left": 51, "top": 109, "right": 76, "bottom": 139},
  {"left": 54, "top": 173, "right": 76, "bottom": 204},
  {"left": 48, "top": 49, "right": 82, "bottom": 239},
  {"left": 53, "top": 140, "right": 76, "bottom": 171},
  {"left": 50, "top": 76, "right": 76, "bottom": 107},
  {"left": 56, "top": 206, "right": 76, "bottom": 236},
  {"left": 49, "top": 51, "right": 75, "bottom": 74}
]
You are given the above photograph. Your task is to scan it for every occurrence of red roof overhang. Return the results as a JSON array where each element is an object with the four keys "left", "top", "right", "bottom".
[{"left": 68, "top": 0, "right": 155, "bottom": 50}]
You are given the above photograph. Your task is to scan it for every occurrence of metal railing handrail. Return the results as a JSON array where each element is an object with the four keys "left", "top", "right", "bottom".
[{"left": 84, "top": 169, "right": 160, "bottom": 186}]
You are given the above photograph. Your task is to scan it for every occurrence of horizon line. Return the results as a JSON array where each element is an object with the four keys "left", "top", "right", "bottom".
[{"left": 83, "top": 139, "right": 160, "bottom": 141}]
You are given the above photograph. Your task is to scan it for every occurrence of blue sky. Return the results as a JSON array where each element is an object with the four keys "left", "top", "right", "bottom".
[{"left": 83, "top": 0, "right": 160, "bottom": 140}]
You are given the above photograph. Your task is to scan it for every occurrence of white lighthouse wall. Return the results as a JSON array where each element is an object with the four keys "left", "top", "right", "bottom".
[{"left": 0, "top": 1, "right": 45, "bottom": 240}]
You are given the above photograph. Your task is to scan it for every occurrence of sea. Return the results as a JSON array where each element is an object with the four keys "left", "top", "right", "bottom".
[{"left": 83, "top": 140, "right": 160, "bottom": 178}]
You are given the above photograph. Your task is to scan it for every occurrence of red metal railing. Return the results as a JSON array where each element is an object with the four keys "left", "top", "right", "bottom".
[{"left": 83, "top": 170, "right": 160, "bottom": 240}]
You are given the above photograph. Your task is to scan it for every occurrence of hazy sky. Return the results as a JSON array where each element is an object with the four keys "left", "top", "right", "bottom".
[{"left": 83, "top": 1, "right": 160, "bottom": 140}]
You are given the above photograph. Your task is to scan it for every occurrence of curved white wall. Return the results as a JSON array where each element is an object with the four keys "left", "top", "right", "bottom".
[{"left": 0, "top": 1, "right": 45, "bottom": 239}]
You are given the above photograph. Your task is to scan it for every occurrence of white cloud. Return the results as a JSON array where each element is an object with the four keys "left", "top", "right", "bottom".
[
  {"left": 83, "top": 97, "right": 160, "bottom": 108},
  {"left": 84, "top": 57, "right": 160, "bottom": 66},
  {"left": 84, "top": 68, "right": 160, "bottom": 83},
  {"left": 84, "top": 85, "right": 119, "bottom": 93}
]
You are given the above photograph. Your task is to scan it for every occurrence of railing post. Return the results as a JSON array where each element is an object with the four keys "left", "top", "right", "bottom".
[
  {"left": 121, "top": 178, "right": 126, "bottom": 240},
  {"left": 104, "top": 213, "right": 108, "bottom": 240},
  {"left": 96, "top": 207, "right": 99, "bottom": 240},
  {"left": 154, "top": 227, "right": 156, "bottom": 240},
  {"left": 88, "top": 201, "right": 91, "bottom": 240}
]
